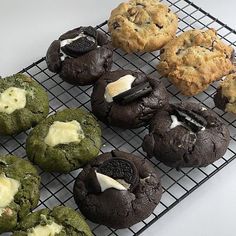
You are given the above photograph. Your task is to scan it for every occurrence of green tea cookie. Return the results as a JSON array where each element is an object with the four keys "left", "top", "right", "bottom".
[
  {"left": 0, "top": 155, "right": 40, "bottom": 233},
  {"left": 12, "top": 206, "right": 93, "bottom": 236},
  {"left": 26, "top": 108, "right": 102, "bottom": 173},
  {"left": 0, "top": 74, "right": 49, "bottom": 135}
]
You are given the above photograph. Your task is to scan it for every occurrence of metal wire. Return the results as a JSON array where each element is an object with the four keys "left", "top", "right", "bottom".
[{"left": 1, "top": 0, "right": 236, "bottom": 235}]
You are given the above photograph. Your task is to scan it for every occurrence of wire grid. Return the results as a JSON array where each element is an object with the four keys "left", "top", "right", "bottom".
[{"left": 1, "top": 0, "right": 236, "bottom": 235}]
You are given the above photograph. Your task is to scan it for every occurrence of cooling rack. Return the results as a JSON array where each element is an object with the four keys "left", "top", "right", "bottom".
[{"left": 1, "top": 0, "right": 236, "bottom": 235}]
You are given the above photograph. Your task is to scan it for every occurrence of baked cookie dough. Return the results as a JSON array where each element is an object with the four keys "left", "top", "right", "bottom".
[
  {"left": 108, "top": 0, "right": 178, "bottom": 53},
  {"left": 0, "top": 74, "right": 49, "bottom": 135},
  {"left": 142, "top": 102, "right": 230, "bottom": 168},
  {"left": 73, "top": 150, "right": 162, "bottom": 229},
  {"left": 214, "top": 73, "right": 236, "bottom": 114},
  {"left": 91, "top": 70, "right": 169, "bottom": 129},
  {"left": 46, "top": 26, "right": 113, "bottom": 85},
  {"left": 26, "top": 108, "right": 102, "bottom": 173},
  {"left": 12, "top": 206, "right": 92, "bottom": 236},
  {"left": 157, "top": 29, "right": 235, "bottom": 96},
  {"left": 0, "top": 155, "right": 40, "bottom": 233}
]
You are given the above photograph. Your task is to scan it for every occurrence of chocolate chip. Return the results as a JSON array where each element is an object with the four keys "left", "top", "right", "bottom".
[
  {"left": 98, "top": 158, "right": 139, "bottom": 191},
  {"left": 173, "top": 108, "right": 207, "bottom": 132},
  {"left": 112, "top": 22, "right": 120, "bottom": 30},
  {"left": 160, "top": 48, "right": 165, "bottom": 54},
  {"left": 156, "top": 24, "right": 163, "bottom": 29},
  {"left": 230, "top": 49, "right": 235, "bottom": 62},
  {"left": 61, "top": 26, "right": 97, "bottom": 57},
  {"left": 113, "top": 81, "right": 152, "bottom": 104}
]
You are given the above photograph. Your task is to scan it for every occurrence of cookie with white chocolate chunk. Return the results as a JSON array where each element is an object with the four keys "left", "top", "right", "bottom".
[
  {"left": 0, "top": 74, "right": 49, "bottom": 135},
  {"left": 0, "top": 155, "right": 40, "bottom": 234},
  {"left": 26, "top": 108, "right": 102, "bottom": 173},
  {"left": 46, "top": 26, "right": 113, "bottom": 85},
  {"left": 142, "top": 102, "right": 230, "bottom": 168},
  {"left": 91, "top": 70, "right": 169, "bottom": 129},
  {"left": 12, "top": 206, "right": 92, "bottom": 236},
  {"left": 73, "top": 150, "right": 162, "bottom": 229},
  {"left": 214, "top": 73, "right": 236, "bottom": 114}
]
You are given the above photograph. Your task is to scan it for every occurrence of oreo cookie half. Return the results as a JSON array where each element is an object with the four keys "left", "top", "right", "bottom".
[
  {"left": 113, "top": 81, "right": 152, "bottom": 104},
  {"left": 97, "top": 158, "right": 139, "bottom": 191},
  {"left": 61, "top": 26, "right": 97, "bottom": 57}
]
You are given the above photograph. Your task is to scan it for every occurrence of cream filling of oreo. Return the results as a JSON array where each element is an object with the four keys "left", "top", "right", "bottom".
[
  {"left": 95, "top": 172, "right": 128, "bottom": 192},
  {"left": 44, "top": 120, "right": 85, "bottom": 147},
  {"left": 0, "top": 87, "right": 27, "bottom": 114},
  {"left": 0, "top": 173, "right": 20, "bottom": 216},
  {"left": 104, "top": 75, "right": 136, "bottom": 103},
  {"left": 170, "top": 115, "right": 205, "bottom": 131},
  {"left": 27, "top": 221, "right": 63, "bottom": 236}
]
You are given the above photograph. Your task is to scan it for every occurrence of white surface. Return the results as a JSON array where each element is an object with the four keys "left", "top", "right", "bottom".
[{"left": 0, "top": 1, "right": 236, "bottom": 236}]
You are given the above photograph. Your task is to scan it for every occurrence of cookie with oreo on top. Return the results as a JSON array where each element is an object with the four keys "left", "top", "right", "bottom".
[{"left": 46, "top": 26, "right": 113, "bottom": 85}]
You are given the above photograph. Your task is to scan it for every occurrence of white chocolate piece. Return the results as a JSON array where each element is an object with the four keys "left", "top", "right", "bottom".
[
  {"left": 95, "top": 172, "right": 127, "bottom": 192},
  {"left": 104, "top": 75, "right": 136, "bottom": 103},
  {"left": 44, "top": 120, "right": 85, "bottom": 147},
  {"left": 0, "top": 87, "right": 27, "bottom": 114},
  {"left": 60, "top": 32, "right": 95, "bottom": 48},
  {"left": 170, "top": 115, "right": 184, "bottom": 129},
  {"left": 0, "top": 173, "right": 20, "bottom": 216},
  {"left": 201, "top": 107, "right": 207, "bottom": 111},
  {"left": 27, "top": 222, "right": 63, "bottom": 236}
]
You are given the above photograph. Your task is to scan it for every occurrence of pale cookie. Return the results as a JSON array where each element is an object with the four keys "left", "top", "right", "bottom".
[
  {"left": 157, "top": 28, "right": 235, "bottom": 96},
  {"left": 108, "top": 0, "right": 178, "bottom": 53}
]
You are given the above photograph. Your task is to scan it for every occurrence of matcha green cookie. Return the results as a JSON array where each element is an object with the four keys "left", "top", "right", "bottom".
[
  {"left": 12, "top": 206, "right": 93, "bottom": 236},
  {"left": 0, "top": 155, "right": 40, "bottom": 233},
  {"left": 26, "top": 108, "right": 102, "bottom": 173},
  {"left": 0, "top": 73, "right": 49, "bottom": 135}
]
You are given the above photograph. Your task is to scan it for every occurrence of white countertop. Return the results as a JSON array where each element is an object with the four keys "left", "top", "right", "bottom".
[{"left": 0, "top": 1, "right": 236, "bottom": 236}]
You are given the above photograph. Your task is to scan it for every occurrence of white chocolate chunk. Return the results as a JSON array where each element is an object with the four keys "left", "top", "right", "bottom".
[
  {"left": 170, "top": 115, "right": 184, "bottom": 129},
  {"left": 28, "top": 222, "right": 63, "bottom": 236},
  {"left": 0, "top": 87, "right": 27, "bottom": 114},
  {"left": 0, "top": 173, "right": 20, "bottom": 216},
  {"left": 95, "top": 172, "right": 127, "bottom": 192},
  {"left": 44, "top": 120, "right": 85, "bottom": 147},
  {"left": 60, "top": 32, "right": 95, "bottom": 48},
  {"left": 104, "top": 75, "right": 136, "bottom": 103}
]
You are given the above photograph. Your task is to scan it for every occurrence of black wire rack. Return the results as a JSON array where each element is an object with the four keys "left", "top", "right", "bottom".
[{"left": 1, "top": 0, "right": 236, "bottom": 235}]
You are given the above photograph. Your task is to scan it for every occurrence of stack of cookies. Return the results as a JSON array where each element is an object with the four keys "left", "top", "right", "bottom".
[{"left": 0, "top": 0, "right": 235, "bottom": 234}]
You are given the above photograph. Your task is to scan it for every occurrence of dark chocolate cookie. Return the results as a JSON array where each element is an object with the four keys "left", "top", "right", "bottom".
[
  {"left": 46, "top": 26, "right": 113, "bottom": 85},
  {"left": 91, "top": 70, "right": 169, "bottom": 129},
  {"left": 73, "top": 150, "right": 162, "bottom": 229},
  {"left": 142, "top": 102, "right": 230, "bottom": 168}
]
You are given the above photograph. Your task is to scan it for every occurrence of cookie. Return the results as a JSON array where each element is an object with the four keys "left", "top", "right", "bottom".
[
  {"left": 12, "top": 206, "right": 92, "bottom": 236},
  {"left": 0, "top": 74, "right": 49, "bottom": 135},
  {"left": 108, "top": 0, "right": 178, "bottom": 53},
  {"left": 0, "top": 155, "right": 40, "bottom": 233},
  {"left": 157, "top": 29, "right": 235, "bottom": 96},
  {"left": 214, "top": 73, "right": 236, "bottom": 114},
  {"left": 73, "top": 150, "right": 162, "bottom": 229},
  {"left": 142, "top": 102, "right": 230, "bottom": 168},
  {"left": 46, "top": 26, "right": 113, "bottom": 85},
  {"left": 26, "top": 108, "right": 102, "bottom": 173},
  {"left": 91, "top": 70, "right": 169, "bottom": 129}
]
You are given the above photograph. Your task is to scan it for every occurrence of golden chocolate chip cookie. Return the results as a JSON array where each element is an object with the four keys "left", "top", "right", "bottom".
[
  {"left": 157, "top": 28, "right": 235, "bottom": 96},
  {"left": 108, "top": 0, "right": 178, "bottom": 53},
  {"left": 214, "top": 73, "right": 236, "bottom": 114}
]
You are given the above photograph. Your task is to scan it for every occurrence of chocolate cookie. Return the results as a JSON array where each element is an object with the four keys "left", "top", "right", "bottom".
[
  {"left": 142, "top": 102, "right": 230, "bottom": 168},
  {"left": 157, "top": 29, "right": 235, "bottom": 96},
  {"left": 26, "top": 108, "right": 102, "bottom": 173},
  {"left": 46, "top": 26, "right": 113, "bottom": 85},
  {"left": 73, "top": 150, "right": 162, "bottom": 229},
  {"left": 12, "top": 206, "right": 92, "bottom": 236},
  {"left": 0, "top": 155, "right": 40, "bottom": 233},
  {"left": 214, "top": 73, "right": 236, "bottom": 114},
  {"left": 108, "top": 0, "right": 178, "bottom": 53},
  {"left": 0, "top": 74, "right": 49, "bottom": 135},
  {"left": 91, "top": 70, "right": 169, "bottom": 129}
]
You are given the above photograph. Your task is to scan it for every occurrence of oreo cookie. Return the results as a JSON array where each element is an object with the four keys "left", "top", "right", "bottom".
[
  {"left": 113, "top": 81, "right": 152, "bottom": 104},
  {"left": 98, "top": 158, "right": 139, "bottom": 191},
  {"left": 61, "top": 26, "right": 98, "bottom": 57}
]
